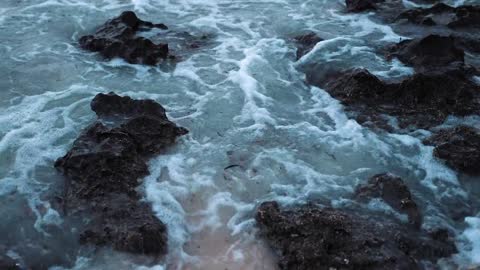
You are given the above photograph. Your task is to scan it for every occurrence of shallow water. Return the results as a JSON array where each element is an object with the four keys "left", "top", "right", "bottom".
[{"left": 0, "top": 0, "right": 479, "bottom": 269}]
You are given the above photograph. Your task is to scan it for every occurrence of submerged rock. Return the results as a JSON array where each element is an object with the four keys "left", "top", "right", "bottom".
[
  {"left": 397, "top": 4, "right": 480, "bottom": 28},
  {"left": 387, "top": 35, "right": 465, "bottom": 72},
  {"left": 55, "top": 92, "right": 188, "bottom": 255},
  {"left": 79, "top": 11, "right": 169, "bottom": 65},
  {"left": 294, "top": 32, "right": 323, "bottom": 60},
  {"left": 307, "top": 68, "right": 480, "bottom": 129},
  {"left": 424, "top": 126, "right": 480, "bottom": 175},
  {"left": 355, "top": 173, "right": 422, "bottom": 228},
  {"left": 256, "top": 201, "right": 457, "bottom": 270}
]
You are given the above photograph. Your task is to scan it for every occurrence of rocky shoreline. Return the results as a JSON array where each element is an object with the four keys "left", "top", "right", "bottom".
[
  {"left": 255, "top": 1, "right": 480, "bottom": 268},
  {"left": 72, "top": 5, "right": 480, "bottom": 268},
  {"left": 296, "top": 1, "right": 480, "bottom": 174},
  {"left": 1, "top": 2, "right": 479, "bottom": 268}
]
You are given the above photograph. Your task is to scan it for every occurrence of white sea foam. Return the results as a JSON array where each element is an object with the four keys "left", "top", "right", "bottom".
[
  {"left": 0, "top": 84, "right": 98, "bottom": 232},
  {"left": 455, "top": 216, "right": 480, "bottom": 268},
  {"left": 463, "top": 217, "right": 480, "bottom": 265},
  {"left": 330, "top": 10, "right": 405, "bottom": 42}
]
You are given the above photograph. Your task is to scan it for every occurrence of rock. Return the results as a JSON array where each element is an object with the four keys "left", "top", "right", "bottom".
[
  {"left": 345, "top": 0, "right": 405, "bottom": 20},
  {"left": 294, "top": 32, "right": 323, "bottom": 59},
  {"left": 393, "top": 71, "right": 479, "bottom": 126},
  {"left": 424, "top": 126, "right": 480, "bottom": 175},
  {"left": 256, "top": 201, "right": 457, "bottom": 270},
  {"left": 55, "top": 92, "right": 188, "bottom": 255},
  {"left": 397, "top": 4, "right": 480, "bottom": 29},
  {"left": 90, "top": 93, "right": 188, "bottom": 155},
  {"left": 307, "top": 68, "right": 480, "bottom": 129},
  {"left": 317, "top": 68, "right": 386, "bottom": 105},
  {"left": 0, "top": 254, "right": 19, "bottom": 270},
  {"left": 355, "top": 173, "right": 422, "bottom": 228},
  {"left": 387, "top": 35, "right": 465, "bottom": 72},
  {"left": 79, "top": 11, "right": 169, "bottom": 65},
  {"left": 91, "top": 92, "right": 169, "bottom": 120},
  {"left": 345, "top": 0, "right": 384, "bottom": 12},
  {"left": 79, "top": 195, "right": 167, "bottom": 256},
  {"left": 455, "top": 35, "right": 480, "bottom": 54}
]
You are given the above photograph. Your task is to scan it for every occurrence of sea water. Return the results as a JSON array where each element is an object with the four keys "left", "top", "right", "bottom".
[{"left": 0, "top": 0, "right": 479, "bottom": 269}]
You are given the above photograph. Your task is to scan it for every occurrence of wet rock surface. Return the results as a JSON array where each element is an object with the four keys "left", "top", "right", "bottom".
[
  {"left": 307, "top": 68, "right": 480, "bottom": 130},
  {"left": 294, "top": 32, "right": 323, "bottom": 60},
  {"left": 397, "top": 4, "right": 480, "bottom": 29},
  {"left": 55, "top": 92, "right": 188, "bottom": 255},
  {"left": 424, "top": 126, "right": 480, "bottom": 175},
  {"left": 345, "top": 0, "right": 385, "bottom": 12},
  {"left": 345, "top": 0, "right": 408, "bottom": 21},
  {"left": 355, "top": 173, "right": 422, "bottom": 228},
  {"left": 386, "top": 35, "right": 466, "bottom": 72},
  {"left": 79, "top": 11, "right": 169, "bottom": 65},
  {"left": 256, "top": 201, "right": 457, "bottom": 270},
  {"left": 78, "top": 195, "right": 168, "bottom": 256}
]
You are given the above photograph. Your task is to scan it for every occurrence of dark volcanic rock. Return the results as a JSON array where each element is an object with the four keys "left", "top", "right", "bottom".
[
  {"left": 294, "top": 32, "right": 323, "bottom": 59},
  {"left": 256, "top": 201, "right": 457, "bottom": 270},
  {"left": 308, "top": 68, "right": 480, "bottom": 129},
  {"left": 424, "top": 126, "right": 480, "bottom": 175},
  {"left": 345, "top": 0, "right": 384, "bottom": 12},
  {"left": 90, "top": 93, "right": 188, "bottom": 155},
  {"left": 393, "top": 71, "right": 480, "bottom": 125},
  {"left": 55, "top": 92, "right": 188, "bottom": 255},
  {"left": 355, "top": 173, "right": 422, "bottom": 228},
  {"left": 387, "top": 35, "right": 465, "bottom": 72},
  {"left": 397, "top": 4, "right": 480, "bottom": 29},
  {"left": 79, "top": 11, "right": 169, "bottom": 65},
  {"left": 79, "top": 195, "right": 167, "bottom": 255},
  {"left": 91, "top": 92, "right": 169, "bottom": 120}
]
